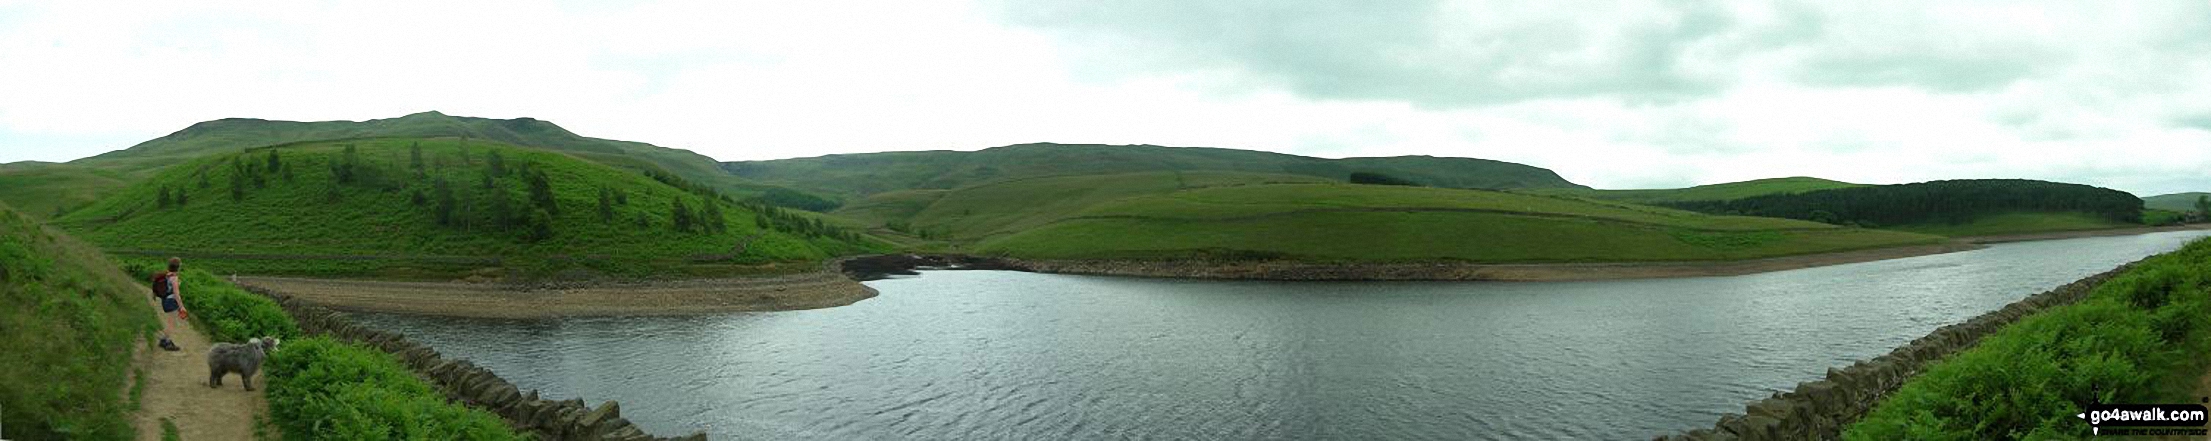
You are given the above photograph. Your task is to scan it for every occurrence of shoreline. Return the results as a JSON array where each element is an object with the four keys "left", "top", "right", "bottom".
[
  {"left": 233, "top": 271, "right": 876, "bottom": 319},
  {"left": 989, "top": 242, "right": 1987, "bottom": 282},
  {"left": 1954, "top": 223, "right": 2211, "bottom": 244},
  {"left": 232, "top": 225, "right": 2210, "bottom": 318}
]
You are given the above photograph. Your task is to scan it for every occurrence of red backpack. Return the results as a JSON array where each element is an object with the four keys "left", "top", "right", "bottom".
[{"left": 150, "top": 271, "right": 173, "bottom": 298}]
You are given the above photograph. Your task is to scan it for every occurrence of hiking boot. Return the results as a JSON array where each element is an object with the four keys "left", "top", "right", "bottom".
[{"left": 159, "top": 337, "right": 180, "bottom": 351}]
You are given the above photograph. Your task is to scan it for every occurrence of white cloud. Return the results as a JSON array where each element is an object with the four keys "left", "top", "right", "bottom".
[{"left": 0, "top": 0, "right": 2206, "bottom": 195}]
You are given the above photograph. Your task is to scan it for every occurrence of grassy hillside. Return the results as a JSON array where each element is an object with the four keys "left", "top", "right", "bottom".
[
  {"left": 71, "top": 111, "right": 758, "bottom": 197},
  {"left": 54, "top": 137, "right": 882, "bottom": 279},
  {"left": 836, "top": 171, "right": 1334, "bottom": 241},
  {"left": 725, "top": 142, "right": 1587, "bottom": 198},
  {"left": 1535, "top": 177, "right": 1864, "bottom": 204},
  {"left": 2144, "top": 192, "right": 2209, "bottom": 212},
  {"left": 969, "top": 183, "right": 1946, "bottom": 263},
  {"left": 0, "top": 202, "right": 158, "bottom": 439},
  {"left": 0, "top": 162, "right": 129, "bottom": 220}
]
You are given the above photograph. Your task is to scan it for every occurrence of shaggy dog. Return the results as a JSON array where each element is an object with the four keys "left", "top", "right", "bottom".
[{"left": 207, "top": 337, "right": 280, "bottom": 390}]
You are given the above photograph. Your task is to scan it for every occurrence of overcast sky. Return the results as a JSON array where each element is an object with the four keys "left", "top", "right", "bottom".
[{"left": 2, "top": 1, "right": 2207, "bottom": 194}]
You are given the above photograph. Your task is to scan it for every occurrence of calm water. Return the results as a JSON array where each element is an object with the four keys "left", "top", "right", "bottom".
[{"left": 353, "top": 231, "right": 2211, "bottom": 440}]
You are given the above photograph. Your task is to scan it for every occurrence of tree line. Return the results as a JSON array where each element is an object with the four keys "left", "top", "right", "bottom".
[{"left": 1661, "top": 179, "right": 2143, "bottom": 227}]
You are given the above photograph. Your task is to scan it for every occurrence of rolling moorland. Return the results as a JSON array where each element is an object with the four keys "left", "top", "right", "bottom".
[
  {"left": 0, "top": 112, "right": 2196, "bottom": 281},
  {"left": 2, "top": 112, "right": 2207, "bottom": 439},
  {"left": 49, "top": 137, "right": 883, "bottom": 280}
]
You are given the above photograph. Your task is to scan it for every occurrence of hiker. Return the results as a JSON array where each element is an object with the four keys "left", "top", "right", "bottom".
[{"left": 153, "top": 257, "right": 187, "bottom": 351}]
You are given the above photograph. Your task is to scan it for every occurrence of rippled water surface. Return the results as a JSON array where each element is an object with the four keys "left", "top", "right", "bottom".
[{"left": 353, "top": 231, "right": 2211, "bottom": 440}]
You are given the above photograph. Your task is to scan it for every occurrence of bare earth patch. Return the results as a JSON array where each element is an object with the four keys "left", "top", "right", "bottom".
[
  {"left": 235, "top": 271, "right": 877, "bottom": 318},
  {"left": 1011, "top": 242, "right": 1987, "bottom": 281}
]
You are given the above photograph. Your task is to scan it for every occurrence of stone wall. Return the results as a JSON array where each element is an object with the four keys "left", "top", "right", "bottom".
[
  {"left": 1652, "top": 258, "right": 2147, "bottom": 441},
  {"left": 239, "top": 283, "right": 705, "bottom": 441}
]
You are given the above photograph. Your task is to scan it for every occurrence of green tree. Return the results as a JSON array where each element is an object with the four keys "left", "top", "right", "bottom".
[
  {"left": 701, "top": 198, "right": 725, "bottom": 233},
  {"left": 522, "top": 208, "right": 554, "bottom": 242},
  {"left": 2195, "top": 195, "right": 2208, "bottom": 216},
  {"left": 486, "top": 188, "right": 515, "bottom": 229},
  {"left": 229, "top": 169, "right": 247, "bottom": 201},
  {"left": 265, "top": 148, "right": 282, "bottom": 172},
  {"left": 157, "top": 185, "right": 173, "bottom": 209},
  {"left": 433, "top": 179, "right": 457, "bottom": 226},
  {"left": 486, "top": 150, "right": 507, "bottom": 178},
  {"left": 409, "top": 142, "right": 424, "bottom": 170},
  {"left": 672, "top": 198, "right": 695, "bottom": 233},
  {"left": 596, "top": 187, "right": 615, "bottom": 223},
  {"left": 525, "top": 169, "right": 557, "bottom": 215},
  {"left": 175, "top": 188, "right": 187, "bottom": 206}
]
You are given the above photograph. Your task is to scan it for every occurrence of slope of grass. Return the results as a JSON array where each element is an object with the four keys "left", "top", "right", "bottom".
[
  {"left": 0, "top": 162, "right": 129, "bottom": 220},
  {"left": 1888, "top": 212, "right": 2137, "bottom": 237},
  {"left": 863, "top": 171, "right": 1334, "bottom": 240},
  {"left": 0, "top": 202, "right": 158, "bottom": 440},
  {"left": 56, "top": 138, "right": 883, "bottom": 279},
  {"left": 1845, "top": 238, "right": 2211, "bottom": 439},
  {"left": 974, "top": 183, "right": 1947, "bottom": 263},
  {"left": 74, "top": 111, "right": 749, "bottom": 195},
  {"left": 726, "top": 142, "right": 1587, "bottom": 197},
  {"left": 2143, "top": 192, "right": 2209, "bottom": 213},
  {"left": 1537, "top": 177, "right": 1864, "bottom": 204}
]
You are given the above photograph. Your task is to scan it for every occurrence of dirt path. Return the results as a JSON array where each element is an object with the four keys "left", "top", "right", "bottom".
[{"left": 132, "top": 294, "right": 267, "bottom": 440}]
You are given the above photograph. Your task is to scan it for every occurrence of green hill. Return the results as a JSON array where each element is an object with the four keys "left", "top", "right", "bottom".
[
  {"left": 71, "top": 111, "right": 754, "bottom": 195},
  {"left": 0, "top": 161, "right": 130, "bottom": 220},
  {"left": 1536, "top": 177, "right": 1864, "bottom": 204},
  {"left": 1661, "top": 179, "right": 2145, "bottom": 237},
  {"left": 0, "top": 201, "right": 158, "bottom": 439},
  {"left": 971, "top": 182, "right": 1945, "bottom": 262},
  {"left": 724, "top": 142, "right": 1588, "bottom": 198},
  {"left": 836, "top": 171, "right": 1335, "bottom": 241},
  {"left": 54, "top": 137, "right": 882, "bottom": 279},
  {"left": 2143, "top": 192, "right": 2209, "bottom": 212}
]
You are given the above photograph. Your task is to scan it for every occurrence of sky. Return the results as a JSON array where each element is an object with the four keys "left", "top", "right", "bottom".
[{"left": 1, "top": 1, "right": 2207, "bottom": 195}]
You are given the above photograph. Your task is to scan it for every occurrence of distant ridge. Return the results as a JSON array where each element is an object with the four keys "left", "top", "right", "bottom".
[
  {"left": 74, "top": 111, "right": 744, "bottom": 193},
  {"left": 723, "top": 142, "right": 1588, "bottom": 196}
]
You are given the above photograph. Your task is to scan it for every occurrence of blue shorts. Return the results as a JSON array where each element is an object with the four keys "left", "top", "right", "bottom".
[{"left": 160, "top": 295, "right": 179, "bottom": 313}]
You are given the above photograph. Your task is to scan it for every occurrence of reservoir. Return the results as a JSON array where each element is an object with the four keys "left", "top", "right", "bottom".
[{"left": 353, "top": 231, "right": 2211, "bottom": 440}]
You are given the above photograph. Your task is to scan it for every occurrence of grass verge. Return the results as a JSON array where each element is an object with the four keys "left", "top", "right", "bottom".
[
  {"left": 1844, "top": 238, "right": 2211, "bottom": 439},
  {"left": 0, "top": 202, "right": 157, "bottom": 440},
  {"left": 263, "top": 337, "right": 524, "bottom": 440}
]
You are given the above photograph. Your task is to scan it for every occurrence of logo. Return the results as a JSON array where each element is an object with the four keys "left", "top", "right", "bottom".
[{"left": 2076, "top": 401, "right": 2209, "bottom": 436}]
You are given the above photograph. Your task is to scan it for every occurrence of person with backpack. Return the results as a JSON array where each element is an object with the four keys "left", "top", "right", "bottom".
[{"left": 152, "top": 257, "right": 187, "bottom": 351}]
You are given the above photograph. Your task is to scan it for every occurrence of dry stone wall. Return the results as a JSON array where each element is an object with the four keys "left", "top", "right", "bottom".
[
  {"left": 238, "top": 283, "right": 706, "bottom": 441},
  {"left": 1652, "top": 258, "right": 2145, "bottom": 441}
]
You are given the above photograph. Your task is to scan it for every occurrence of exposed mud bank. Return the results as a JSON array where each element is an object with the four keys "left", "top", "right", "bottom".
[
  {"left": 235, "top": 271, "right": 876, "bottom": 319},
  {"left": 1958, "top": 224, "right": 2211, "bottom": 244},
  {"left": 849, "top": 242, "right": 1983, "bottom": 282},
  {"left": 1651, "top": 258, "right": 2147, "bottom": 441}
]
